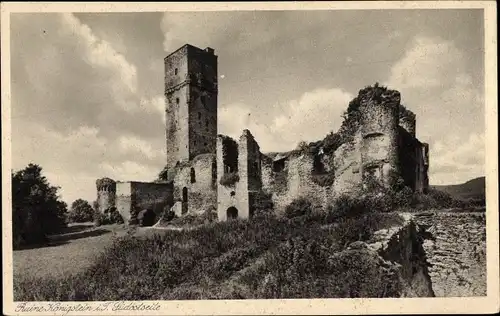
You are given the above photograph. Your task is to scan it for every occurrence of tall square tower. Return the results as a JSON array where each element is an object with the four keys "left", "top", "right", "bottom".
[{"left": 164, "top": 44, "right": 218, "bottom": 169}]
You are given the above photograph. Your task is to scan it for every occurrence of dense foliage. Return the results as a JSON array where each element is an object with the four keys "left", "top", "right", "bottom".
[
  {"left": 68, "top": 199, "right": 94, "bottom": 223},
  {"left": 12, "top": 164, "right": 68, "bottom": 249},
  {"left": 219, "top": 172, "right": 240, "bottom": 186}
]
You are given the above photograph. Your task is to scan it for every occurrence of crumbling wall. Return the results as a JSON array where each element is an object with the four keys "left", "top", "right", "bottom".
[
  {"left": 115, "top": 181, "right": 174, "bottom": 223},
  {"left": 217, "top": 130, "right": 264, "bottom": 221},
  {"left": 399, "top": 106, "right": 417, "bottom": 138},
  {"left": 332, "top": 130, "right": 363, "bottom": 194},
  {"left": 115, "top": 182, "right": 132, "bottom": 222},
  {"left": 96, "top": 178, "right": 116, "bottom": 213},
  {"left": 359, "top": 88, "right": 400, "bottom": 189},
  {"left": 172, "top": 153, "right": 217, "bottom": 215},
  {"left": 413, "top": 211, "right": 486, "bottom": 297}
]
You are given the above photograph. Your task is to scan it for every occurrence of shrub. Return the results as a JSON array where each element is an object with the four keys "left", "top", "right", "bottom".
[
  {"left": 219, "top": 172, "right": 240, "bottom": 186},
  {"left": 251, "top": 191, "right": 274, "bottom": 216},
  {"left": 94, "top": 207, "right": 124, "bottom": 226},
  {"left": 284, "top": 198, "right": 315, "bottom": 219},
  {"left": 68, "top": 199, "right": 94, "bottom": 223}
]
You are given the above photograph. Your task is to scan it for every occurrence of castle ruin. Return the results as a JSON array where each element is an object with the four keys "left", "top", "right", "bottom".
[{"left": 96, "top": 43, "right": 430, "bottom": 224}]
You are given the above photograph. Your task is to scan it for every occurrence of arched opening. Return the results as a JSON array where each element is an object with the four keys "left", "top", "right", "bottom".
[
  {"left": 138, "top": 209, "right": 156, "bottom": 227},
  {"left": 182, "top": 187, "right": 188, "bottom": 203},
  {"left": 227, "top": 207, "right": 238, "bottom": 220},
  {"left": 190, "top": 168, "right": 196, "bottom": 183}
]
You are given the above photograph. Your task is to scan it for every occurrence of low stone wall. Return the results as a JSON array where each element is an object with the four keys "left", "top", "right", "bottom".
[{"left": 413, "top": 211, "right": 486, "bottom": 297}]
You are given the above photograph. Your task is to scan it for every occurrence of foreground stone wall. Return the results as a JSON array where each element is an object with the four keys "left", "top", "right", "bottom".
[{"left": 413, "top": 211, "right": 486, "bottom": 297}]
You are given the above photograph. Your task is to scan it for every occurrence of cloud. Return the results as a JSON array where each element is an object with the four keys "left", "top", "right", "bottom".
[
  {"left": 385, "top": 35, "right": 485, "bottom": 184},
  {"left": 430, "top": 133, "right": 485, "bottom": 185},
  {"left": 385, "top": 35, "right": 484, "bottom": 141},
  {"left": 10, "top": 13, "right": 166, "bottom": 204},
  {"left": 219, "top": 88, "right": 353, "bottom": 152}
]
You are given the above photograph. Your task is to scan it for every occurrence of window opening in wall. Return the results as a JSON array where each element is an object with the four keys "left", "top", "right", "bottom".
[
  {"left": 227, "top": 207, "right": 238, "bottom": 220},
  {"left": 182, "top": 187, "right": 188, "bottom": 203},
  {"left": 176, "top": 98, "right": 179, "bottom": 104},
  {"left": 272, "top": 158, "right": 286, "bottom": 172},
  {"left": 174, "top": 68, "right": 178, "bottom": 75},
  {"left": 198, "top": 112, "right": 201, "bottom": 120},
  {"left": 190, "top": 167, "right": 196, "bottom": 183}
]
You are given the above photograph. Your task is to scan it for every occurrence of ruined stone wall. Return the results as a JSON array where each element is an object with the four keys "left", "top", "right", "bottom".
[
  {"left": 116, "top": 181, "right": 174, "bottom": 223},
  {"left": 217, "top": 131, "right": 261, "bottom": 221},
  {"left": 172, "top": 153, "right": 217, "bottom": 215},
  {"left": 96, "top": 178, "right": 116, "bottom": 213},
  {"left": 413, "top": 211, "right": 486, "bottom": 297},
  {"left": 261, "top": 152, "right": 330, "bottom": 212},
  {"left": 359, "top": 90, "right": 400, "bottom": 188},
  {"left": 115, "top": 182, "right": 132, "bottom": 222},
  {"left": 399, "top": 107, "right": 417, "bottom": 138},
  {"left": 332, "top": 130, "right": 363, "bottom": 194}
]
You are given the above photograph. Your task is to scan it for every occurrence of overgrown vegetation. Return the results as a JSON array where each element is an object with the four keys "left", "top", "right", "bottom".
[
  {"left": 12, "top": 164, "right": 68, "bottom": 249},
  {"left": 14, "top": 194, "right": 407, "bottom": 300},
  {"left": 94, "top": 207, "right": 124, "bottom": 226},
  {"left": 219, "top": 172, "right": 240, "bottom": 186}
]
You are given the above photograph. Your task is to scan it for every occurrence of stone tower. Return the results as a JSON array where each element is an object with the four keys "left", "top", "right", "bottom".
[
  {"left": 96, "top": 177, "right": 116, "bottom": 213},
  {"left": 164, "top": 44, "right": 218, "bottom": 169},
  {"left": 359, "top": 88, "right": 400, "bottom": 189}
]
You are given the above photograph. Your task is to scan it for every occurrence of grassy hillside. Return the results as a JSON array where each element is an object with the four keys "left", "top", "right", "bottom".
[
  {"left": 431, "top": 177, "right": 485, "bottom": 201},
  {"left": 14, "top": 208, "right": 406, "bottom": 301}
]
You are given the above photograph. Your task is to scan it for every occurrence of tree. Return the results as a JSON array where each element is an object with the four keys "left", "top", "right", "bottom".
[
  {"left": 68, "top": 199, "right": 94, "bottom": 223},
  {"left": 12, "top": 163, "right": 68, "bottom": 248}
]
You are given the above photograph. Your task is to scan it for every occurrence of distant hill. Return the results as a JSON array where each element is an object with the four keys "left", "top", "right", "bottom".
[{"left": 431, "top": 176, "right": 485, "bottom": 201}]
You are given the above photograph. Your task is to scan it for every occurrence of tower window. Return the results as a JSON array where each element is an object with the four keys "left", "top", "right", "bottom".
[
  {"left": 205, "top": 119, "right": 209, "bottom": 127},
  {"left": 176, "top": 98, "right": 179, "bottom": 104},
  {"left": 198, "top": 112, "right": 201, "bottom": 120},
  {"left": 174, "top": 68, "right": 178, "bottom": 75},
  {"left": 190, "top": 168, "right": 196, "bottom": 183}
]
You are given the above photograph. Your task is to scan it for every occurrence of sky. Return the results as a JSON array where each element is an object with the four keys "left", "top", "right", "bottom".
[{"left": 9, "top": 9, "right": 485, "bottom": 205}]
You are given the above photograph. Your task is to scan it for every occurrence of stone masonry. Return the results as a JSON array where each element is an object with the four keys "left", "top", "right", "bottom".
[{"left": 96, "top": 43, "right": 430, "bottom": 223}]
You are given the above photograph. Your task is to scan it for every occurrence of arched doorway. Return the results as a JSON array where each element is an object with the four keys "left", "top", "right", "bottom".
[
  {"left": 226, "top": 207, "right": 238, "bottom": 220},
  {"left": 138, "top": 209, "right": 156, "bottom": 227}
]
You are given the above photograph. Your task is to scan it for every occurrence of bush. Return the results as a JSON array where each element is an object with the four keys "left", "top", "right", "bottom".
[
  {"left": 94, "top": 207, "right": 124, "bottom": 226},
  {"left": 219, "top": 172, "right": 240, "bottom": 186},
  {"left": 68, "top": 199, "right": 94, "bottom": 223},
  {"left": 284, "top": 198, "right": 315, "bottom": 219},
  {"left": 251, "top": 191, "right": 274, "bottom": 217}
]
